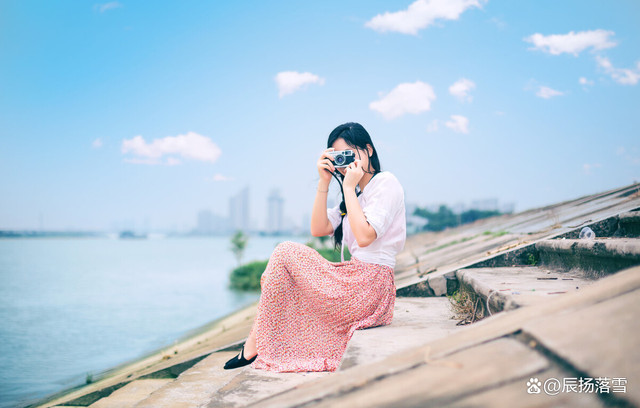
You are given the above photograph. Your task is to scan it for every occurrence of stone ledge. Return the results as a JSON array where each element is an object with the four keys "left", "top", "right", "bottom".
[
  {"left": 339, "top": 297, "right": 460, "bottom": 370},
  {"left": 536, "top": 238, "right": 640, "bottom": 277},
  {"left": 455, "top": 266, "right": 594, "bottom": 313}
]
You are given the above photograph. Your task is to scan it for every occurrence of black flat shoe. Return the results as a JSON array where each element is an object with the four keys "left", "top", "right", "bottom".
[{"left": 223, "top": 344, "right": 257, "bottom": 370}]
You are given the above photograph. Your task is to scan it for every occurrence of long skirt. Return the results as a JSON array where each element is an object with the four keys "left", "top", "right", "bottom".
[{"left": 249, "top": 240, "right": 396, "bottom": 373}]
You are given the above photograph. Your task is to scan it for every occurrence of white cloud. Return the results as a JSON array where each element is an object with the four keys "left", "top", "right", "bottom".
[
  {"left": 579, "top": 77, "right": 594, "bottom": 91},
  {"left": 94, "top": 2, "right": 122, "bottom": 13},
  {"left": 494, "top": 111, "right": 505, "bottom": 116},
  {"left": 579, "top": 77, "right": 594, "bottom": 85},
  {"left": 369, "top": 80, "right": 436, "bottom": 120},
  {"left": 427, "top": 119, "right": 438, "bottom": 133},
  {"left": 445, "top": 115, "right": 469, "bottom": 133},
  {"left": 121, "top": 131, "right": 221, "bottom": 165},
  {"left": 92, "top": 137, "right": 103, "bottom": 148},
  {"left": 524, "top": 29, "right": 616, "bottom": 56},
  {"left": 204, "top": 174, "right": 234, "bottom": 182},
  {"left": 595, "top": 56, "right": 640, "bottom": 85},
  {"left": 275, "top": 71, "right": 325, "bottom": 98},
  {"left": 583, "top": 163, "right": 601, "bottom": 175},
  {"left": 525, "top": 79, "right": 564, "bottom": 99},
  {"left": 364, "top": 0, "right": 486, "bottom": 36},
  {"left": 449, "top": 78, "right": 476, "bottom": 102},
  {"left": 616, "top": 147, "right": 625, "bottom": 155},
  {"left": 536, "top": 86, "right": 563, "bottom": 99}
]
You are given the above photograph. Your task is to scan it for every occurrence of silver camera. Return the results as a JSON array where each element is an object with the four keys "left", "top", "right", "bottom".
[{"left": 328, "top": 150, "right": 356, "bottom": 168}]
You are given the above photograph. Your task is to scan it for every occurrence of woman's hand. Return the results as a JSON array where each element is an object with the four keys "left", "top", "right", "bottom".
[
  {"left": 343, "top": 159, "right": 364, "bottom": 191},
  {"left": 317, "top": 147, "right": 336, "bottom": 183}
]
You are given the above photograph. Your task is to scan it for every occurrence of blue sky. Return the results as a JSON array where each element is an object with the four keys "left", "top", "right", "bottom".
[{"left": 1, "top": 0, "right": 639, "bottom": 232}]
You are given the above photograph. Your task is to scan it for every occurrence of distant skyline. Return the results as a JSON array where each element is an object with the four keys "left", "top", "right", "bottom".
[
  {"left": 97, "top": 192, "right": 515, "bottom": 235},
  {"left": 1, "top": 1, "right": 639, "bottom": 231}
]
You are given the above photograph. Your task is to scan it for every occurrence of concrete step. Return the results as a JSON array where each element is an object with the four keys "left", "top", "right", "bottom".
[
  {"left": 520, "top": 285, "right": 640, "bottom": 406},
  {"left": 618, "top": 211, "right": 640, "bottom": 237},
  {"left": 133, "top": 351, "right": 241, "bottom": 408},
  {"left": 133, "top": 349, "right": 330, "bottom": 408},
  {"left": 536, "top": 238, "right": 640, "bottom": 278},
  {"left": 339, "top": 297, "right": 462, "bottom": 370},
  {"left": 205, "top": 368, "right": 330, "bottom": 407},
  {"left": 86, "top": 379, "right": 173, "bottom": 408},
  {"left": 456, "top": 266, "right": 595, "bottom": 313}
]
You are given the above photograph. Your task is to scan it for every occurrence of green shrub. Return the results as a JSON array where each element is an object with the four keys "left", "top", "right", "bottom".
[{"left": 229, "top": 259, "right": 269, "bottom": 291}]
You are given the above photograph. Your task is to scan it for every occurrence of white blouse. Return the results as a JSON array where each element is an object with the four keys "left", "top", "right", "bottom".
[{"left": 326, "top": 171, "right": 406, "bottom": 269}]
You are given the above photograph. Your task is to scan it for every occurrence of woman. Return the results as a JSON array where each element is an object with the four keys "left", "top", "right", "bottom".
[{"left": 224, "top": 122, "right": 406, "bottom": 372}]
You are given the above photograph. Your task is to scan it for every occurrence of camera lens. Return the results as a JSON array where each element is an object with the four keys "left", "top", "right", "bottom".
[{"left": 335, "top": 155, "right": 345, "bottom": 164}]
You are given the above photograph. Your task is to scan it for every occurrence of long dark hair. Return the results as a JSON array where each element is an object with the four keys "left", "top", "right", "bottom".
[{"left": 326, "top": 122, "right": 382, "bottom": 252}]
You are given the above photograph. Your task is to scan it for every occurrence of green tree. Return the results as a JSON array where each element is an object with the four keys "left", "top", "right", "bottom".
[
  {"left": 414, "top": 204, "right": 503, "bottom": 232},
  {"left": 461, "top": 209, "right": 501, "bottom": 224},
  {"left": 414, "top": 205, "right": 458, "bottom": 231},
  {"left": 229, "top": 230, "right": 249, "bottom": 266}
]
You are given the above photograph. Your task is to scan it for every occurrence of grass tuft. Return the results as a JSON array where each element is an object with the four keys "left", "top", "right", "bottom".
[{"left": 446, "top": 287, "right": 487, "bottom": 325}]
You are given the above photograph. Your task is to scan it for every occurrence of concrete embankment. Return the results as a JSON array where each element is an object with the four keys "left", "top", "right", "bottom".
[{"left": 31, "top": 182, "right": 640, "bottom": 408}]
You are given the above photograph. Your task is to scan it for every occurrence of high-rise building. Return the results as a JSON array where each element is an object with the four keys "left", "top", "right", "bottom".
[
  {"left": 196, "top": 210, "right": 230, "bottom": 234},
  {"left": 267, "top": 189, "right": 284, "bottom": 234},
  {"left": 229, "top": 186, "right": 250, "bottom": 233}
]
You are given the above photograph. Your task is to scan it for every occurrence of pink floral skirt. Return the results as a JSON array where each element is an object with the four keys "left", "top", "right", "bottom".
[{"left": 249, "top": 240, "right": 396, "bottom": 373}]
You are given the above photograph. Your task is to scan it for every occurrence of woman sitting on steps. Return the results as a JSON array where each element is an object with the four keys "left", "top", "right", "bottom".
[{"left": 224, "top": 122, "right": 406, "bottom": 372}]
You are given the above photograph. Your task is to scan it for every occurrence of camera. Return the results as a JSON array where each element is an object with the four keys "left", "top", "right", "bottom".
[{"left": 328, "top": 150, "right": 356, "bottom": 168}]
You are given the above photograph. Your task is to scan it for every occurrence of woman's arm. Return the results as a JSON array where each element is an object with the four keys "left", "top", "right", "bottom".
[
  {"left": 344, "top": 188, "right": 377, "bottom": 247},
  {"left": 311, "top": 148, "right": 337, "bottom": 237}
]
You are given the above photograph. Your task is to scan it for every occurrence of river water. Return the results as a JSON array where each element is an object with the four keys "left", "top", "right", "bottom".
[{"left": 0, "top": 235, "right": 309, "bottom": 408}]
